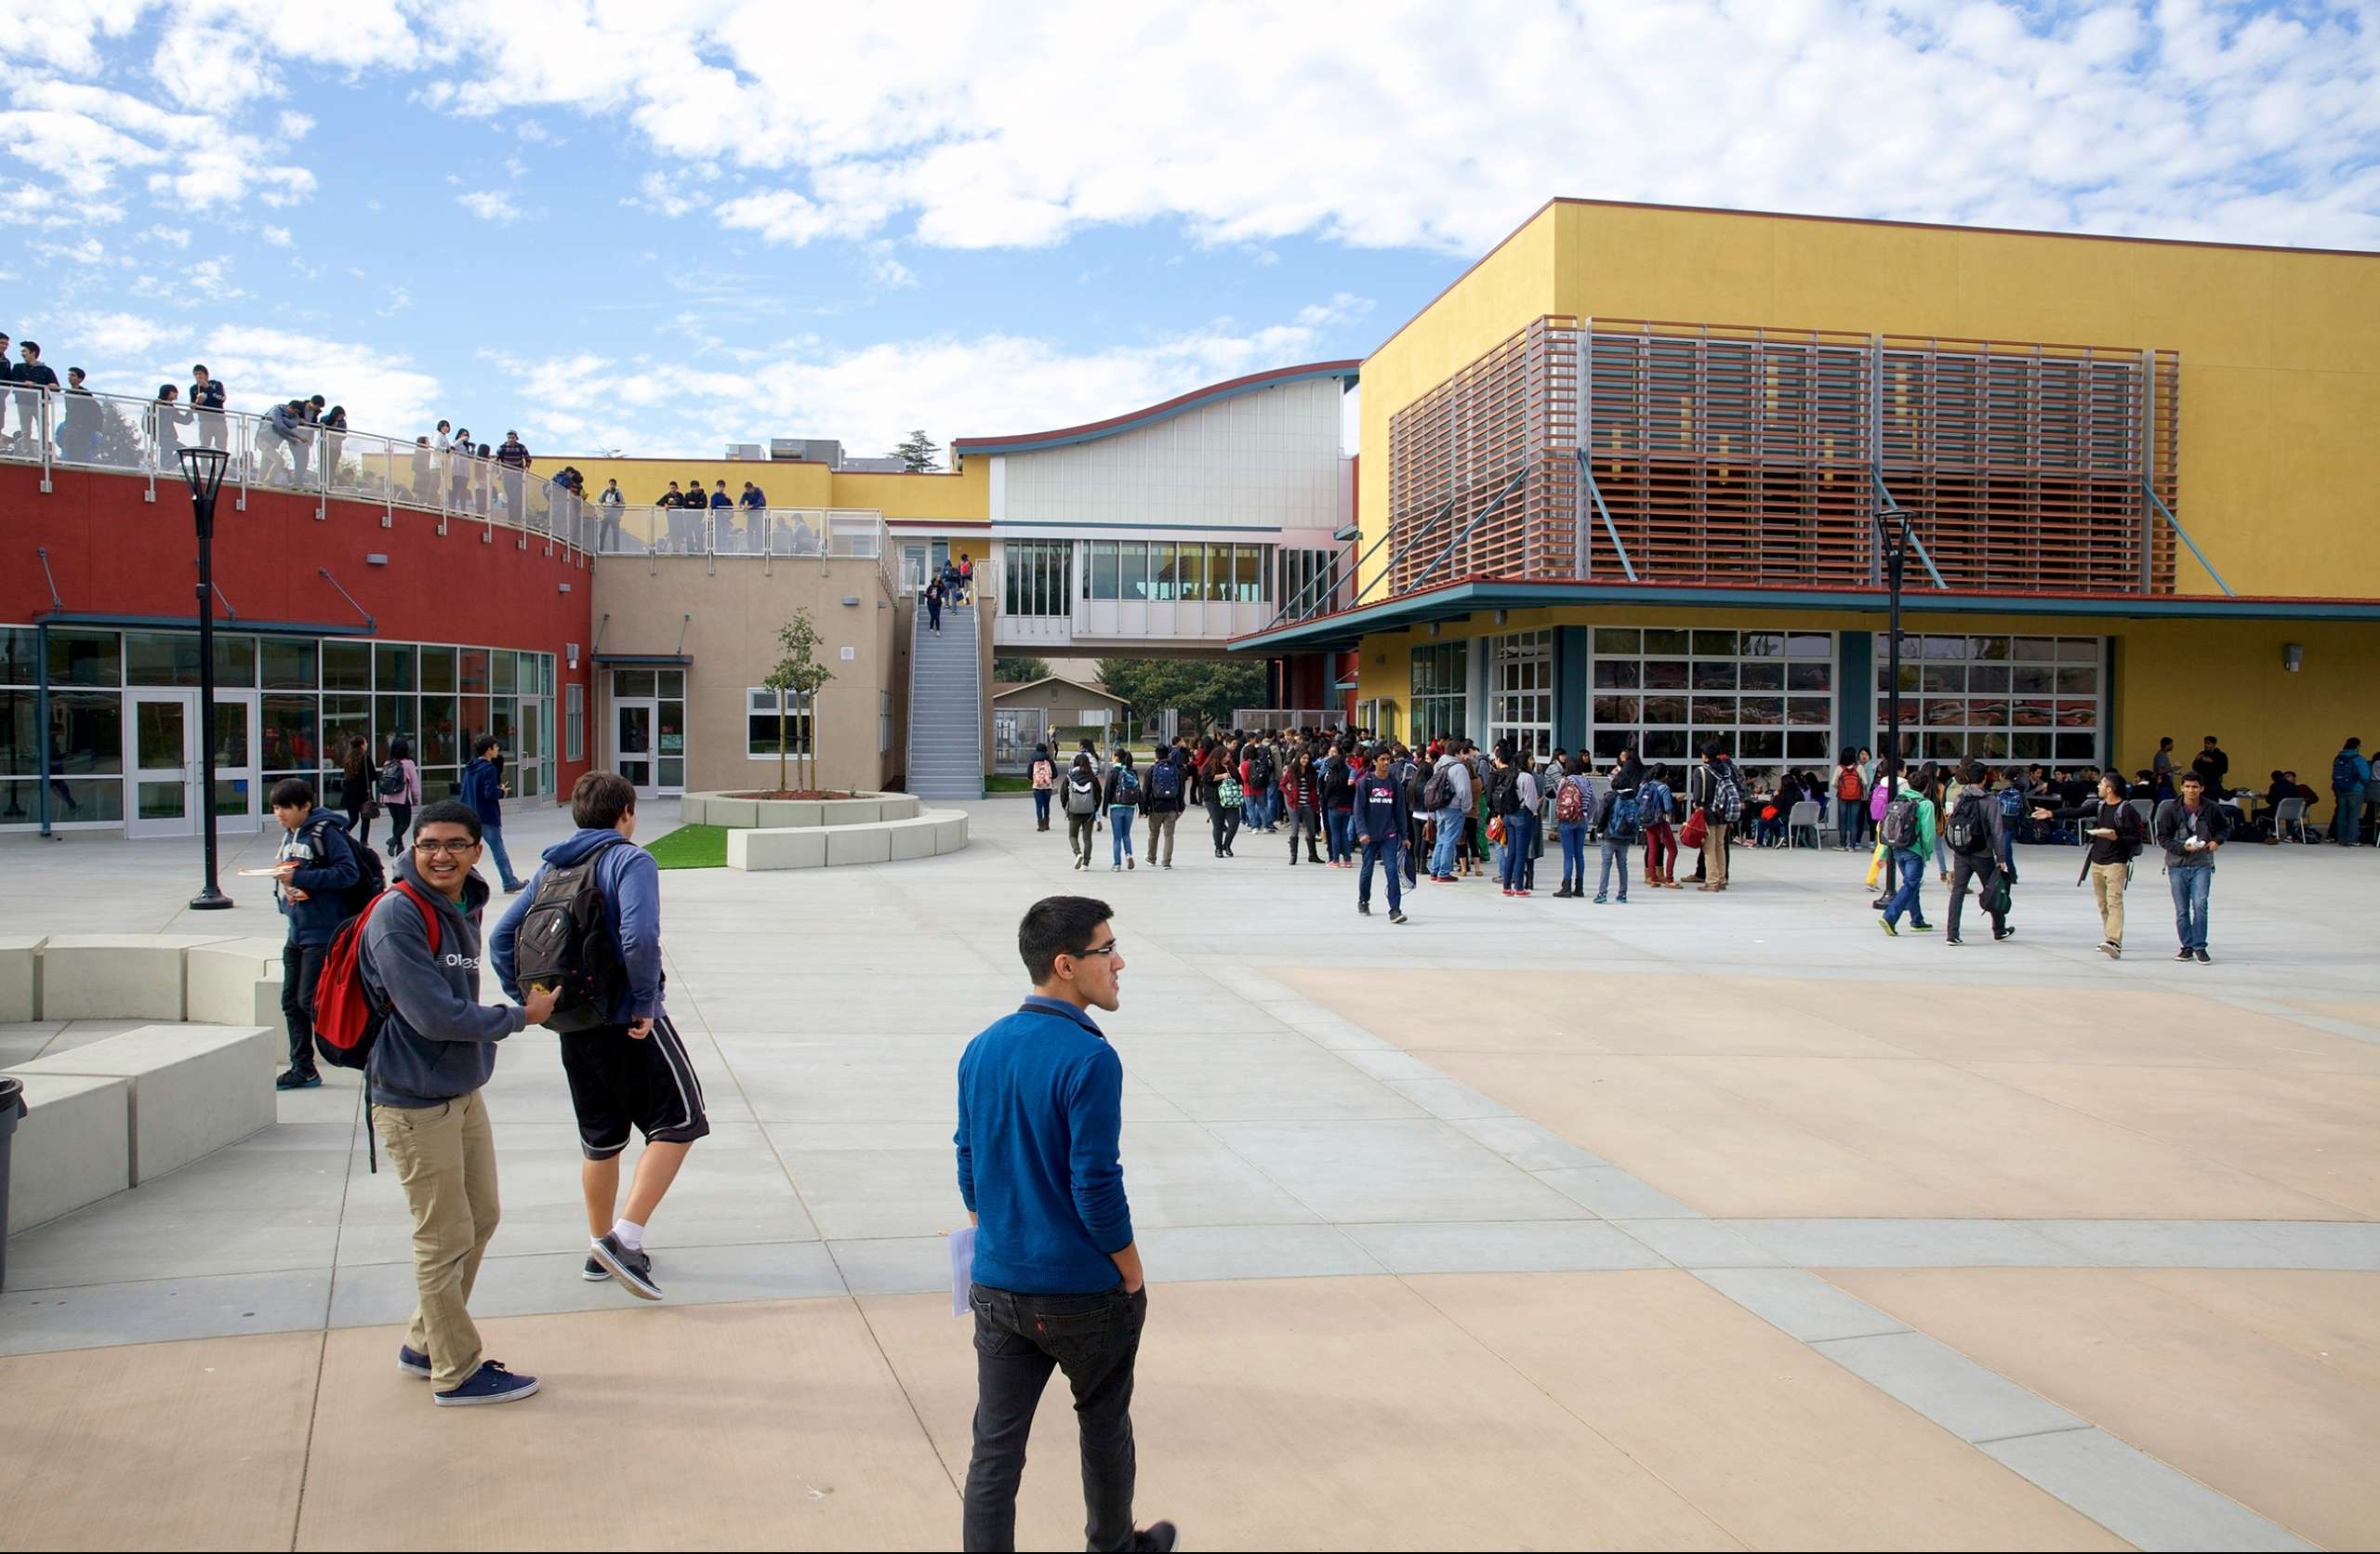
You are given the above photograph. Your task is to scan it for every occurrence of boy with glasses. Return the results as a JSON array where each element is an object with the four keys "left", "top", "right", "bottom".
[
  {"left": 955, "top": 897, "right": 1175, "bottom": 1554},
  {"left": 364, "top": 800, "right": 558, "bottom": 1406}
]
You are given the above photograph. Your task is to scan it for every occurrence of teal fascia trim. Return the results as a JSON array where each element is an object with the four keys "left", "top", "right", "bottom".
[
  {"left": 1837, "top": 629, "right": 1873, "bottom": 757},
  {"left": 1554, "top": 625, "right": 1588, "bottom": 753},
  {"left": 959, "top": 365, "right": 1360, "bottom": 455},
  {"left": 1225, "top": 580, "right": 2380, "bottom": 654},
  {"left": 33, "top": 611, "right": 375, "bottom": 639}
]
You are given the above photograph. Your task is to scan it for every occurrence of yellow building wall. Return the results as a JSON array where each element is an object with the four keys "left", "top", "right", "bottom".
[
  {"left": 1355, "top": 200, "right": 2380, "bottom": 606},
  {"left": 553, "top": 454, "right": 990, "bottom": 525},
  {"left": 1351, "top": 608, "right": 2375, "bottom": 793}
]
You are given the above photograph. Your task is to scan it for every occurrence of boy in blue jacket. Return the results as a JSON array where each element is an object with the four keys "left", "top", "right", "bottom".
[
  {"left": 459, "top": 734, "right": 524, "bottom": 892},
  {"left": 954, "top": 897, "right": 1175, "bottom": 1554},
  {"left": 1354, "top": 750, "right": 1410, "bottom": 924},
  {"left": 265, "top": 777, "right": 360, "bottom": 1091},
  {"left": 492, "top": 770, "right": 702, "bottom": 1301}
]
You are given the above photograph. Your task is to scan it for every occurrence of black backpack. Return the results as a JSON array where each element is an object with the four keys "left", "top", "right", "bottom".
[
  {"left": 2335, "top": 751, "right": 2364, "bottom": 790},
  {"left": 1422, "top": 766, "right": 1455, "bottom": 810},
  {"left": 301, "top": 812, "right": 383, "bottom": 919},
  {"left": 508, "top": 838, "right": 628, "bottom": 1034},
  {"left": 1488, "top": 767, "right": 1521, "bottom": 816},
  {"left": 1248, "top": 750, "right": 1275, "bottom": 788},
  {"left": 376, "top": 763, "right": 407, "bottom": 800},
  {"left": 1880, "top": 796, "right": 1921, "bottom": 849},
  {"left": 1946, "top": 790, "right": 1991, "bottom": 854}
]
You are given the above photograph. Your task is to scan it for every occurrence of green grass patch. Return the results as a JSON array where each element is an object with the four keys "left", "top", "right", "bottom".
[
  {"left": 984, "top": 773, "right": 1033, "bottom": 793},
  {"left": 643, "top": 823, "right": 729, "bottom": 870}
]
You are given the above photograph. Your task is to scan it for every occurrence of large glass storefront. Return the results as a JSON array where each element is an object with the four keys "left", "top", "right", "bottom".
[
  {"left": 1487, "top": 629, "right": 1555, "bottom": 760},
  {"left": 1408, "top": 639, "right": 1468, "bottom": 745},
  {"left": 1, "top": 626, "right": 555, "bottom": 832},
  {"left": 1873, "top": 632, "right": 2102, "bottom": 772},
  {"left": 1589, "top": 627, "right": 1837, "bottom": 787}
]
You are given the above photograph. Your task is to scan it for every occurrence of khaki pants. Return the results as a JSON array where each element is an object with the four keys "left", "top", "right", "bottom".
[
  {"left": 1146, "top": 809, "right": 1178, "bottom": 865},
  {"left": 1703, "top": 821, "right": 1730, "bottom": 887},
  {"left": 373, "top": 1091, "right": 500, "bottom": 1392},
  {"left": 2089, "top": 860, "right": 2129, "bottom": 946}
]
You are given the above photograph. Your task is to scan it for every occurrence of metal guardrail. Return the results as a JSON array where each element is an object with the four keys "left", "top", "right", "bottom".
[{"left": 0, "top": 384, "right": 886, "bottom": 567}]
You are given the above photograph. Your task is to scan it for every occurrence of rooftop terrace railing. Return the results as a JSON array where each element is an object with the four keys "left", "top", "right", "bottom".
[{"left": 0, "top": 386, "right": 889, "bottom": 584}]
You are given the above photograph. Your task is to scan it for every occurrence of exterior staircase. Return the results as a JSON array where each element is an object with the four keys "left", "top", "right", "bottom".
[{"left": 906, "top": 602, "right": 985, "bottom": 799}]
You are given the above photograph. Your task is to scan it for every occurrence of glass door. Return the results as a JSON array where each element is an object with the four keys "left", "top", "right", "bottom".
[
  {"left": 614, "top": 698, "right": 657, "bottom": 794},
  {"left": 210, "top": 691, "right": 261, "bottom": 834},
  {"left": 126, "top": 690, "right": 198, "bottom": 838}
]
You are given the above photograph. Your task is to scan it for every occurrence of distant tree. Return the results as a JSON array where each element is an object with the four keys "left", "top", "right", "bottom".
[
  {"left": 760, "top": 609, "right": 836, "bottom": 793},
  {"left": 1097, "top": 657, "right": 1264, "bottom": 737},
  {"left": 994, "top": 655, "right": 1051, "bottom": 683},
  {"left": 890, "top": 429, "right": 942, "bottom": 473}
]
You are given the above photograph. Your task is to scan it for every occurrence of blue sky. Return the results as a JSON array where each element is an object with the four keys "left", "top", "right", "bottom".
[{"left": 3, "top": 1, "right": 2374, "bottom": 457}]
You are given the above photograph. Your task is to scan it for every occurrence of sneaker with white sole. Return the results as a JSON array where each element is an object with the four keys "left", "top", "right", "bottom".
[
  {"left": 433, "top": 1360, "right": 539, "bottom": 1407},
  {"left": 397, "top": 1344, "right": 431, "bottom": 1378},
  {"left": 589, "top": 1231, "right": 663, "bottom": 1300},
  {"left": 581, "top": 1255, "right": 612, "bottom": 1283}
]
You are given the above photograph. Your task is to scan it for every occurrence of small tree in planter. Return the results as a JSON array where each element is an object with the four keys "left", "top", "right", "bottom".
[{"left": 761, "top": 610, "right": 836, "bottom": 796}]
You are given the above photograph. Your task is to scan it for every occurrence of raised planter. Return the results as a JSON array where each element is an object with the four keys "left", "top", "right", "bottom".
[
  {"left": 680, "top": 791, "right": 920, "bottom": 829},
  {"left": 727, "top": 809, "right": 969, "bottom": 871}
]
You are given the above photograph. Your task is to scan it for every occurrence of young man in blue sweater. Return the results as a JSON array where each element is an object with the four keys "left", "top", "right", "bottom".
[{"left": 954, "top": 897, "right": 1175, "bottom": 1554}]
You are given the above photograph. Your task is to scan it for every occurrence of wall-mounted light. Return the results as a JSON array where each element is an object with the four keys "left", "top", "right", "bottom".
[
  {"left": 2282, "top": 642, "right": 2304, "bottom": 673},
  {"left": 1428, "top": 622, "right": 1440, "bottom": 637},
  {"left": 558, "top": 582, "right": 573, "bottom": 593},
  {"left": 1492, "top": 609, "right": 1508, "bottom": 626},
  {"left": 841, "top": 596, "right": 861, "bottom": 607},
  {"left": 566, "top": 642, "right": 580, "bottom": 669},
  {"left": 364, "top": 553, "right": 389, "bottom": 567}
]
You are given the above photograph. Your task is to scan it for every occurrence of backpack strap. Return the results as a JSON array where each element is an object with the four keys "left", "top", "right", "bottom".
[{"left": 388, "top": 877, "right": 442, "bottom": 955}]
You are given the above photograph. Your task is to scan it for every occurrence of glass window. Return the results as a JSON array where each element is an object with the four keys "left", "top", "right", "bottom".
[
  {"left": 493, "top": 651, "right": 518, "bottom": 693},
  {"left": 1234, "top": 545, "right": 1266, "bottom": 602},
  {"left": 375, "top": 695, "right": 416, "bottom": 753},
  {"left": 745, "top": 687, "right": 814, "bottom": 757},
  {"left": 1592, "top": 627, "right": 1839, "bottom": 791},
  {"left": 47, "top": 630, "right": 120, "bottom": 687},
  {"left": 421, "top": 697, "right": 459, "bottom": 765},
  {"left": 459, "top": 649, "right": 491, "bottom": 694},
  {"left": 420, "top": 645, "right": 456, "bottom": 693},
  {"left": 125, "top": 633, "right": 200, "bottom": 687},
  {"left": 1871, "top": 631, "right": 2101, "bottom": 773},
  {"left": 1090, "top": 540, "right": 1119, "bottom": 601},
  {"left": 261, "top": 693, "right": 317, "bottom": 772},
  {"left": 1118, "top": 541, "right": 1148, "bottom": 601},
  {"left": 323, "top": 640, "right": 371, "bottom": 691},
  {"left": 1206, "top": 545, "right": 1231, "bottom": 602},
  {"left": 565, "top": 682, "right": 585, "bottom": 762},
  {"left": 322, "top": 695, "right": 369, "bottom": 766},
  {"left": 0, "top": 629, "right": 37, "bottom": 686},
  {"left": 1691, "top": 630, "right": 1737, "bottom": 656},
  {"left": 1487, "top": 629, "right": 1554, "bottom": 760},
  {"left": 1151, "top": 543, "right": 1178, "bottom": 603},
  {"left": 1593, "top": 627, "right": 1641, "bottom": 655},
  {"left": 656, "top": 669, "right": 684, "bottom": 699},
  {"left": 613, "top": 668, "right": 656, "bottom": 698},
  {"left": 215, "top": 636, "right": 256, "bottom": 687},
  {"left": 261, "top": 639, "right": 315, "bottom": 690},
  {"left": 1408, "top": 640, "right": 1470, "bottom": 744}
]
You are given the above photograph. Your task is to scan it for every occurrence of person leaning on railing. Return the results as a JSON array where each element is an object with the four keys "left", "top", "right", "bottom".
[
  {"left": 152, "top": 384, "right": 192, "bottom": 467},
  {"left": 190, "top": 363, "right": 227, "bottom": 450}
]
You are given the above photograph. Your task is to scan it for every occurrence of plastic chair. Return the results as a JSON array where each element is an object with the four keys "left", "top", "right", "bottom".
[
  {"left": 2273, "top": 796, "right": 2311, "bottom": 843},
  {"left": 1786, "top": 800, "right": 1820, "bottom": 848}
]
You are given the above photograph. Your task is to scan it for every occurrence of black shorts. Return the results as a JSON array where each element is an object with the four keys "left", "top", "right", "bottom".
[{"left": 558, "top": 1015, "right": 710, "bottom": 1160}]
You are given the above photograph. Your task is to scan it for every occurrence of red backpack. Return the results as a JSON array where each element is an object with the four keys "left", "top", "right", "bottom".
[{"left": 311, "top": 879, "right": 441, "bottom": 1072}]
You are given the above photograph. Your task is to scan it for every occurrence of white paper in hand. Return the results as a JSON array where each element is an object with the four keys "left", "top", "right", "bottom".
[{"left": 949, "top": 1225, "right": 976, "bottom": 1318}]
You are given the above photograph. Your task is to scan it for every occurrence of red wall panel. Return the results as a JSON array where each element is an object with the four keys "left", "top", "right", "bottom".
[{"left": 3, "top": 463, "right": 597, "bottom": 801}]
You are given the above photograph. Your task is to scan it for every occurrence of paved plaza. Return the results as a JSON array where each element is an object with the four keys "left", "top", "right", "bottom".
[{"left": 2, "top": 802, "right": 2376, "bottom": 1550}]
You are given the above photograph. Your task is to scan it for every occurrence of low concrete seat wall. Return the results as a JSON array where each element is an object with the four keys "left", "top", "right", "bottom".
[
  {"left": 9, "top": 1024, "right": 275, "bottom": 1182},
  {"left": 36, "top": 934, "right": 243, "bottom": 1021},
  {"left": 681, "top": 792, "right": 921, "bottom": 829},
  {"left": 187, "top": 937, "right": 290, "bottom": 1027},
  {"left": 6, "top": 1073, "right": 132, "bottom": 1230},
  {"left": 0, "top": 934, "right": 38, "bottom": 1021},
  {"left": 728, "top": 809, "right": 969, "bottom": 871}
]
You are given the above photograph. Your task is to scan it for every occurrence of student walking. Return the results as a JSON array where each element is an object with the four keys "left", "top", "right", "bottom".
[
  {"left": 1283, "top": 749, "right": 1322, "bottom": 864},
  {"left": 364, "top": 799, "right": 558, "bottom": 1406},
  {"left": 1062, "top": 754, "right": 1101, "bottom": 869},
  {"left": 1423, "top": 744, "right": 1473, "bottom": 882},
  {"left": 926, "top": 578, "right": 945, "bottom": 633},
  {"left": 1142, "top": 745, "right": 1184, "bottom": 868},
  {"left": 1688, "top": 744, "right": 1744, "bottom": 891},
  {"left": 2033, "top": 770, "right": 2145, "bottom": 959},
  {"left": 1320, "top": 744, "right": 1357, "bottom": 865},
  {"left": 338, "top": 736, "right": 379, "bottom": 853},
  {"left": 1593, "top": 774, "right": 1642, "bottom": 902},
  {"left": 266, "top": 778, "right": 362, "bottom": 1092},
  {"left": 2155, "top": 772, "right": 2230, "bottom": 962},
  {"left": 1834, "top": 752, "right": 1867, "bottom": 849},
  {"left": 1028, "top": 744, "right": 1055, "bottom": 832},
  {"left": 1940, "top": 759, "right": 2011, "bottom": 946},
  {"left": 1639, "top": 764, "right": 1679, "bottom": 889},
  {"left": 377, "top": 735, "right": 421, "bottom": 858},
  {"left": 1354, "top": 752, "right": 1410, "bottom": 923},
  {"left": 1104, "top": 751, "right": 1141, "bottom": 870},
  {"left": 493, "top": 772, "right": 705, "bottom": 1301},
  {"left": 1876, "top": 761, "right": 1937, "bottom": 936},
  {"left": 955, "top": 897, "right": 1175, "bottom": 1554},
  {"left": 2330, "top": 736, "right": 2370, "bottom": 846},
  {"left": 461, "top": 735, "right": 526, "bottom": 892},
  {"left": 1207, "top": 746, "right": 1244, "bottom": 858}
]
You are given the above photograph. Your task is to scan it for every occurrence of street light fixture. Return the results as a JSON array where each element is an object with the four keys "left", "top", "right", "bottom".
[{"left": 178, "top": 445, "right": 233, "bottom": 911}]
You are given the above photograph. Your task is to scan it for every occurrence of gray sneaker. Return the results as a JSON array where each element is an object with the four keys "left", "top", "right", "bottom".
[{"left": 589, "top": 1232, "right": 662, "bottom": 1300}]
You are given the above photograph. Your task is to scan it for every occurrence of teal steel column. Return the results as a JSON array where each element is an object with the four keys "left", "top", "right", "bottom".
[
  {"left": 1554, "top": 626, "right": 1588, "bottom": 754},
  {"left": 1838, "top": 628, "right": 1872, "bottom": 759}
]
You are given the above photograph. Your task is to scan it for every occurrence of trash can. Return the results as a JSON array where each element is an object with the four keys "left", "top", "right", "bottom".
[{"left": 0, "top": 1075, "right": 22, "bottom": 1292}]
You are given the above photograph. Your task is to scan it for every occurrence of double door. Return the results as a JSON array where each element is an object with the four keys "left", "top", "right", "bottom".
[
  {"left": 612, "top": 698, "right": 685, "bottom": 796},
  {"left": 126, "top": 689, "right": 262, "bottom": 838}
]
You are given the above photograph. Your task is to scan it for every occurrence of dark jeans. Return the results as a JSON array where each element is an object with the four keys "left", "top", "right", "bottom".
[
  {"left": 964, "top": 1282, "right": 1145, "bottom": 1554},
  {"left": 483, "top": 822, "right": 521, "bottom": 889},
  {"left": 383, "top": 802, "right": 412, "bottom": 853},
  {"left": 1208, "top": 799, "right": 1240, "bottom": 853},
  {"left": 2169, "top": 863, "right": 2213, "bottom": 950},
  {"left": 345, "top": 803, "right": 373, "bottom": 851},
  {"left": 1945, "top": 849, "right": 2004, "bottom": 940},
  {"left": 1883, "top": 846, "right": 1928, "bottom": 928},
  {"left": 1032, "top": 789, "right": 1052, "bottom": 828},
  {"left": 1358, "top": 836, "right": 1403, "bottom": 913},
  {"left": 282, "top": 940, "right": 327, "bottom": 1073}
]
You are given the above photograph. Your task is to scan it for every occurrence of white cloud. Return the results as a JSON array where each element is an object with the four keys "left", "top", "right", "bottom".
[
  {"left": 632, "top": 170, "right": 709, "bottom": 217},
  {"left": 63, "top": 309, "right": 191, "bottom": 356},
  {"left": 188, "top": 323, "right": 443, "bottom": 430},
  {"left": 260, "top": 224, "right": 294, "bottom": 247},
  {"left": 870, "top": 253, "right": 918, "bottom": 289},
  {"left": 145, "top": 223, "right": 191, "bottom": 247},
  {"left": 456, "top": 189, "right": 520, "bottom": 222},
  {"left": 277, "top": 110, "right": 316, "bottom": 138}
]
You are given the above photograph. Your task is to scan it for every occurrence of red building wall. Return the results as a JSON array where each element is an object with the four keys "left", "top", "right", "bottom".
[{"left": 2, "top": 462, "right": 597, "bottom": 801}]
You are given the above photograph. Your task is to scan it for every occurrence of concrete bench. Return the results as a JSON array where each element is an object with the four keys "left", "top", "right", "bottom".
[
  {"left": 185, "top": 937, "right": 289, "bottom": 1028},
  {"left": 0, "top": 934, "right": 39, "bottom": 1021},
  {"left": 681, "top": 792, "right": 921, "bottom": 828},
  {"left": 36, "top": 934, "right": 242, "bottom": 1021},
  {"left": 728, "top": 809, "right": 969, "bottom": 871},
  {"left": 8, "top": 1024, "right": 275, "bottom": 1182},
  {"left": 7, "top": 1073, "right": 132, "bottom": 1230}
]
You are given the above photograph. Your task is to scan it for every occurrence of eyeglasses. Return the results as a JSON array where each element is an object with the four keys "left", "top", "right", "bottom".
[
  {"left": 412, "top": 838, "right": 480, "bottom": 858},
  {"left": 1071, "top": 942, "right": 1118, "bottom": 960}
]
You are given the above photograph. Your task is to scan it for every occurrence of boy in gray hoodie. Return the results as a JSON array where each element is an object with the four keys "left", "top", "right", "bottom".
[{"left": 364, "top": 798, "right": 557, "bottom": 1407}]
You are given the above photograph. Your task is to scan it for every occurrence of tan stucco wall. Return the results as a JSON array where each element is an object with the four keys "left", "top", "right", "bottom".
[
  {"left": 992, "top": 680, "right": 1125, "bottom": 722},
  {"left": 588, "top": 554, "right": 904, "bottom": 795}
]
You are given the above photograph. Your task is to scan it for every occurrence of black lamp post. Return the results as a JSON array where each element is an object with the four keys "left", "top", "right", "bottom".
[
  {"left": 178, "top": 445, "right": 233, "bottom": 911},
  {"left": 1877, "top": 504, "right": 1916, "bottom": 793}
]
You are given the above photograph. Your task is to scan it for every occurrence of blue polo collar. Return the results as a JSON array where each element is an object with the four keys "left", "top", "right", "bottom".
[{"left": 1019, "top": 994, "right": 1106, "bottom": 1039}]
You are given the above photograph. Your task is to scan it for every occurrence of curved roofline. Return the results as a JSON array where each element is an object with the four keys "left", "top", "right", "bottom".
[{"left": 954, "top": 360, "right": 1358, "bottom": 457}]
